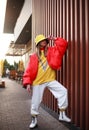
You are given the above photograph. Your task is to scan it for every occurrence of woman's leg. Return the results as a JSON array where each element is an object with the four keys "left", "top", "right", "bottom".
[
  {"left": 31, "top": 84, "right": 46, "bottom": 115},
  {"left": 29, "top": 84, "right": 46, "bottom": 128},
  {"left": 47, "top": 80, "right": 68, "bottom": 109},
  {"left": 47, "top": 80, "right": 71, "bottom": 122}
]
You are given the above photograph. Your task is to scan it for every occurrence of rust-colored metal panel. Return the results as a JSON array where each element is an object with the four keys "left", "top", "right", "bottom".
[
  {"left": 74, "top": 0, "right": 80, "bottom": 126},
  {"left": 79, "top": 0, "right": 86, "bottom": 129},
  {"left": 85, "top": 0, "right": 89, "bottom": 129},
  {"left": 70, "top": 0, "right": 76, "bottom": 123},
  {"left": 66, "top": 2, "right": 71, "bottom": 121},
  {"left": 32, "top": 0, "right": 89, "bottom": 129}
]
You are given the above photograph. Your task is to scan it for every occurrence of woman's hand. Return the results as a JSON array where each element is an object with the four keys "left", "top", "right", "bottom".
[
  {"left": 27, "top": 84, "right": 31, "bottom": 93},
  {"left": 47, "top": 35, "right": 57, "bottom": 41}
]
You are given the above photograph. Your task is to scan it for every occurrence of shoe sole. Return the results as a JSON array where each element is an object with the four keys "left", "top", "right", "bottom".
[
  {"left": 29, "top": 124, "right": 38, "bottom": 129},
  {"left": 59, "top": 119, "right": 71, "bottom": 123}
]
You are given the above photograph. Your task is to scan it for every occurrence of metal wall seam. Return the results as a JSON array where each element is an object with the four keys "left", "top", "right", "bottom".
[
  {"left": 70, "top": 0, "right": 75, "bottom": 122},
  {"left": 59, "top": 0, "right": 63, "bottom": 84},
  {"left": 74, "top": 0, "right": 80, "bottom": 126},
  {"left": 66, "top": 0, "right": 71, "bottom": 117},
  {"left": 56, "top": 0, "right": 60, "bottom": 36},
  {"left": 79, "top": 0, "right": 86, "bottom": 129}
]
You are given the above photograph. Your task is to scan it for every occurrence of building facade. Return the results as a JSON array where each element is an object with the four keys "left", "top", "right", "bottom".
[{"left": 4, "top": 0, "right": 89, "bottom": 130}]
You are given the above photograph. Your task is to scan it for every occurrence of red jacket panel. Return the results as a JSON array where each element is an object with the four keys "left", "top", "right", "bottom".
[{"left": 23, "top": 54, "right": 38, "bottom": 86}]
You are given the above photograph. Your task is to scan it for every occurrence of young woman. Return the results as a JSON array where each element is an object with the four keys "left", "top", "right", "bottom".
[{"left": 23, "top": 34, "right": 71, "bottom": 129}]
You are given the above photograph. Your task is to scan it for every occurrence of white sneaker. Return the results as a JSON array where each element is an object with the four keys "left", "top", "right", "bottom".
[
  {"left": 59, "top": 111, "right": 71, "bottom": 122},
  {"left": 29, "top": 116, "right": 37, "bottom": 129},
  {"left": 59, "top": 114, "right": 71, "bottom": 122}
]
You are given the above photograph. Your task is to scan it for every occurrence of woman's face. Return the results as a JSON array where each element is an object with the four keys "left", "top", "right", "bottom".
[{"left": 39, "top": 40, "right": 48, "bottom": 48}]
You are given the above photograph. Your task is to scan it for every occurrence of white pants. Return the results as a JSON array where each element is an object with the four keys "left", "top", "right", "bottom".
[{"left": 31, "top": 80, "right": 68, "bottom": 115}]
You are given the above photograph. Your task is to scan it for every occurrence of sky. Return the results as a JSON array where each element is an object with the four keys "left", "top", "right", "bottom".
[{"left": 0, "top": 0, "right": 21, "bottom": 65}]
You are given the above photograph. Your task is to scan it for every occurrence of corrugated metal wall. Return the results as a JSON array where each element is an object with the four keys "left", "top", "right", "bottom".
[{"left": 32, "top": 0, "right": 89, "bottom": 130}]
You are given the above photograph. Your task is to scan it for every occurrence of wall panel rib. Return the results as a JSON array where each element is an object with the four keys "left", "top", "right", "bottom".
[
  {"left": 85, "top": 0, "right": 89, "bottom": 129},
  {"left": 74, "top": 0, "right": 80, "bottom": 126},
  {"left": 32, "top": 0, "right": 89, "bottom": 129}
]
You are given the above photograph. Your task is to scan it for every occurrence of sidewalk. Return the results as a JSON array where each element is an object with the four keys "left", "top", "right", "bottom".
[{"left": 0, "top": 78, "right": 71, "bottom": 130}]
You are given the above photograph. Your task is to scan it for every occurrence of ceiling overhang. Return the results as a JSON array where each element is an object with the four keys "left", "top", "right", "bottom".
[
  {"left": 15, "top": 15, "right": 32, "bottom": 44},
  {"left": 3, "top": 0, "right": 32, "bottom": 56},
  {"left": 4, "top": 0, "right": 32, "bottom": 44},
  {"left": 4, "top": 0, "right": 25, "bottom": 33},
  {"left": 6, "top": 41, "right": 31, "bottom": 56}
]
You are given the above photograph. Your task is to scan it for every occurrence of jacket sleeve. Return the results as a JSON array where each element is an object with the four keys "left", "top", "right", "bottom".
[
  {"left": 54, "top": 37, "right": 68, "bottom": 56},
  {"left": 47, "top": 37, "right": 68, "bottom": 70},
  {"left": 23, "top": 54, "right": 38, "bottom": 87},
  {"left": 23, "top": 57, "right": 32, "bottom": 87}
]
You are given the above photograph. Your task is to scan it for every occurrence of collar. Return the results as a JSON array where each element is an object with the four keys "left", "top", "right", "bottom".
[{"left": 40, "top": 48, "right": 45, "bottom": 50}]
